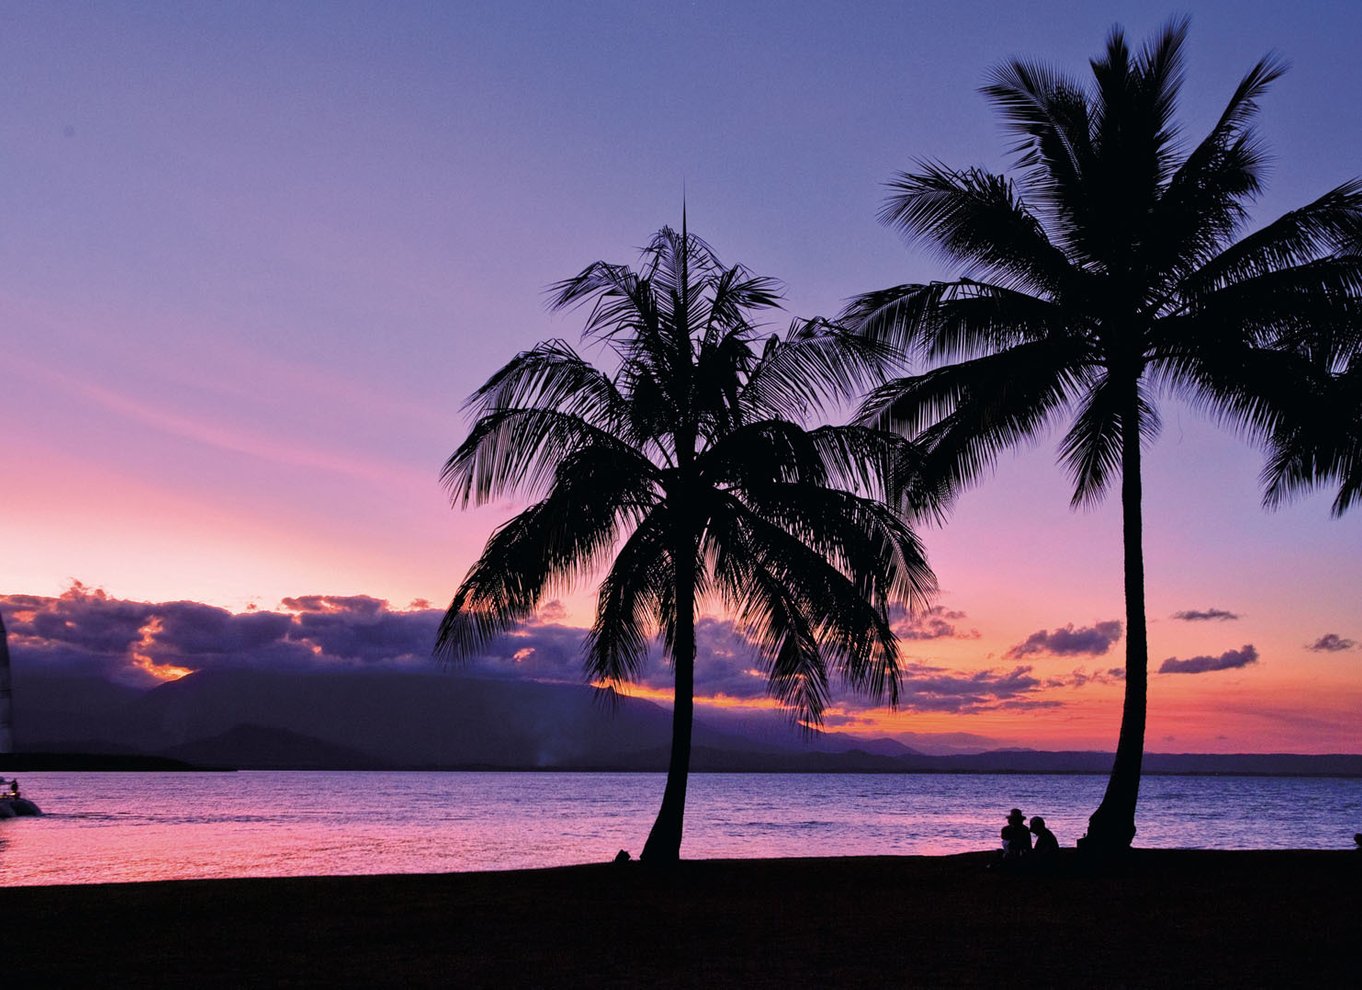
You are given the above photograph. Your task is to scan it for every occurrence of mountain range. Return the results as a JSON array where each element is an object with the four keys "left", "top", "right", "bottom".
[{"left": 11, "top": 667, "right": 1361, "bottom": 775}]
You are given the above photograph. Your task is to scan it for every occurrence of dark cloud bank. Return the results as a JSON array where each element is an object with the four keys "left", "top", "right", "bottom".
[
  {"left": 1158, "top": 644, "right": 1259, "bottom": 675},
  {"left": 1005, "top": 621, "right": 1122, "bottom": 659},
  {"left": 3, "top": 584, "right": 446, "bottom": 683}
]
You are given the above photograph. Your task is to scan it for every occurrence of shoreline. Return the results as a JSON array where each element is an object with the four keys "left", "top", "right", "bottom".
[{"left": 2, "top": 850, "right": 1356, "bottom": 986}]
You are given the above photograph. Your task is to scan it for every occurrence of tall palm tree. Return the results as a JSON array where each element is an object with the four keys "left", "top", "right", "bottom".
[
  {"left": 844, "top": 19, "right": 1362, "bottom": 852},
  {"left": 438, "top": 221, "right": 936, "bottom": 863}
]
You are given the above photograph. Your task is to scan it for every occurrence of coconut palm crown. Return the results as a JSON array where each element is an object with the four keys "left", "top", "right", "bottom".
[
  {"left": 438, "top": 221, "right": 936, "bottom": 863},
  {"left": 843, "top": 19, "right": 1362, "bottom": 851}
]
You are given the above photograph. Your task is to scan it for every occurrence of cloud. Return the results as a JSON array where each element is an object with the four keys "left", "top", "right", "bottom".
[
  {"left": 536, "top": 600, "right": 568, "bottom": 623},
  {"left": 1158, "top": 644, "right": 1259, "bottom": 675},
  {"left": 632, "top": 618, "right": 814, "bottom": 701},
  {"left": 1306, "top": 633, "right": 1356, "bottom": 653},
  {"left": 2, "top": 584, "right": 448, "bottom": 686},
  {"left": 889, "top": 605, "right": 981, "bottom": 641},
  {"left": 0, "top": 586, "right": 773, "bottom": 697},
  {"left": 1044, "top": 667, "right": 1125, "bottom": 689},
  {"left": 890, "top": 662, "right": 1053, "bottom": 714},
  {"left": 1005, "top": 621, "right": 1122, "bottom": 659},
  {"left": 1172, "top": 608, "right": 1240, "bottom": 622}
]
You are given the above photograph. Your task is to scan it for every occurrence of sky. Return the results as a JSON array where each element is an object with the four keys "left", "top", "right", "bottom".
[{"left": 2, "top": 1, "right": 1360, "bottom": 753}]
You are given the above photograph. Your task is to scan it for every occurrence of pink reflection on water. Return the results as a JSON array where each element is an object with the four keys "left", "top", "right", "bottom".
[{"left": 2, "top": 771, "right": 1358, "bottom": 886}]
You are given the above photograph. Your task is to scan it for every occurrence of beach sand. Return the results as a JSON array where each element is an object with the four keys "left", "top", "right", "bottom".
[{"left": 1, "top": 850, "right": 1356, "bottom": 986}]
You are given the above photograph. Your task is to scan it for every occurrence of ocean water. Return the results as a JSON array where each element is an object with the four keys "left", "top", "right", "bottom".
[{"left": 1, "top": 771, "right": 1359, "bottom": 886}]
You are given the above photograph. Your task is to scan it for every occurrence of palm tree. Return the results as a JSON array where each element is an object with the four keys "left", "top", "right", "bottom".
[
  {"left": 438, "top": 220, "right": 936, "bottom": 863},
  {"left": 844, "top": 19, "right": 1362, "bottom": 852}
]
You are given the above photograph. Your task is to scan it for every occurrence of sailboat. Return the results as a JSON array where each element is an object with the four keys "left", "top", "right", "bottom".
[{"left": 0, "top": 611, "right": 41, "bottom": 816}]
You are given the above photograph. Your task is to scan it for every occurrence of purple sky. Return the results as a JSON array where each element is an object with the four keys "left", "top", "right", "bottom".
[{"left": 3, "top": 2, "right": 1360, "bottom": 750}]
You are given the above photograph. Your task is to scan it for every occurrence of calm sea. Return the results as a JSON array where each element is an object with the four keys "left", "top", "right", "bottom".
[{"left": 1, "top": 771, "right": 1359, "bottom": 886}]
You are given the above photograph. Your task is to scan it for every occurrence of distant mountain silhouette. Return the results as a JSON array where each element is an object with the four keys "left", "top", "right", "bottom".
[
  {"left": 10, "top": 667, "right": 1360, "bottom": 775},
  {"left": 11, "top": 672, "right": 146, "bottom": 747},
  {"left": 111, "top": 668, "right": 795, "bottom": 768},
  {"left": 160, "top": 723, "right": 385, "bottom": 770}
]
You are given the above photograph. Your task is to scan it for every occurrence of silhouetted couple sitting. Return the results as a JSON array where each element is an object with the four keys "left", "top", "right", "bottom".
[{"left": 995, "top": 808, "right": 1059, "bottom": 869}]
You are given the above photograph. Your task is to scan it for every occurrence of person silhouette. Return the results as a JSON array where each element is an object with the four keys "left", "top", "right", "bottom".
[
  {"left": 1001, "top": 808, "right": 1032, "bottom": 859},
  {"left": 1030, "top": 816, "right": 1059, "bottom": 855}
]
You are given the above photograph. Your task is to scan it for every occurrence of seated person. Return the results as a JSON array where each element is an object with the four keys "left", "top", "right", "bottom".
[
  {"left": 1030, "top": 816, "right": 1059, "bottom": 854},
  {"left": 1001, "top": 808, "right": 1032, "bottom": 858}
]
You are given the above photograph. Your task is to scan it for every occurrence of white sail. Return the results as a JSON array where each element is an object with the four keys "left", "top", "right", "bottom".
[{"left": 0, "top": 610, "right": 13, "bottom": 753}]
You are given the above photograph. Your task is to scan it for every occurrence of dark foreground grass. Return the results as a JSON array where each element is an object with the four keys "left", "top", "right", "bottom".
[{"left": 1, "top": 850, "right": 1357, "bottom": 987}]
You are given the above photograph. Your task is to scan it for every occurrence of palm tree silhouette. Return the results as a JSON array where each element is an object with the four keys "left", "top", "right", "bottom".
[
  {"left": 844, "top": 19, "right": 1362, "bottom": 852},
  {"left": 438, "top": 220, "right": 936, "bottom": 863}
]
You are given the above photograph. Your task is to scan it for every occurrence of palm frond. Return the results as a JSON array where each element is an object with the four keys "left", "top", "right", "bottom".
[
  {"left": 1059, "top": 378, "right": 1159, "bottom": 507},
  {"left": 463, "top": 339, "right": 629, "bottom": 429},
  {"left": 858, "top": 337, "right": 1090, "bottom": 497},
  {"left": 700, "top": 264, "right": 784, "bottom": 346},
  {"left": 1174, "top": 256, "right": 1362, "bottom": 369},
  {"left": 699, "top": 417, "right": 827, "bottom": 490},
  {"left": 437, "top": 444, "right": 658, "bottom": 659},
  {"left": 1148, "top": 53, "right": 1288, "bottom": 285},
  {"left": 1178, "top": 181, "right": 1362, "bottom": 302},
  {"left": 441, "top": 407, "right": 657, "bottom": 508},
  {"left": 1260, "top": 356, "right": 1362, "bottom": 515},
  {"left": 879, "top": 163, "right": 1076, "bottom": 295},
  {"left": 980, "top": 55, "right": 1091, "bottom": 238},
  {"left": 1091, "top": 17, "right": 1186, "bottom": 188},
  {"left": 805, "top": 424, "right": 948, "bottom": 519},
  {"left": 706, "top": 491, "right": 912, "bottom": 722},
  {"left": 843, "top": 278, "right": 1069, "bottom": 362},
  {"left": 741, "top": 317, "right": 900, "bottom": 421},
  {"left": 584, "top": 513, "right": 671, "bottom": 684}
]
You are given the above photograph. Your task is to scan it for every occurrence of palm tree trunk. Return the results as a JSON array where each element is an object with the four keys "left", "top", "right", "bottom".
[
  {"left": 1085, "top": 406, "right": 1148, "bottom": 853},
  {"left": 639, "top": 548, "right": 696, "bottom": 864}
]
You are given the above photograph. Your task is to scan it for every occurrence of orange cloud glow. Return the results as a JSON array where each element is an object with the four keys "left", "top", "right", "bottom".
[{"left": 129, "top": 617, "right": 195, "bottom": 682}]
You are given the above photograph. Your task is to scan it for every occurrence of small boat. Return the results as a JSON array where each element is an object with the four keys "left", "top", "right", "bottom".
[
  {"left": 0, "top": 777, "right": 41, "bottom": 817},
  {"left": 0, "top": 796, "right": 41, "bottom": 818}
]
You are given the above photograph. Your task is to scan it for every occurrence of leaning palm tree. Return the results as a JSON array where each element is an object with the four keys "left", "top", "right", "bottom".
[
  {"left": 844, "top": 19, "right": 1362, "bottom": 852},
  {"left": 438, "top": 221, "right": 936, "bottom": 863}
]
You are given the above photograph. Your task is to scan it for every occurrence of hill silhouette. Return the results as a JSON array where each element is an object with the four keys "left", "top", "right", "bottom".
[{"left": 9, "top": 667, "right": 1359, "bottom": 774}]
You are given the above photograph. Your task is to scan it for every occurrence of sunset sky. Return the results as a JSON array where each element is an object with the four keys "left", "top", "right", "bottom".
[{"left": 3, "top": 1, "right": 1360, "bottom": 753}]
